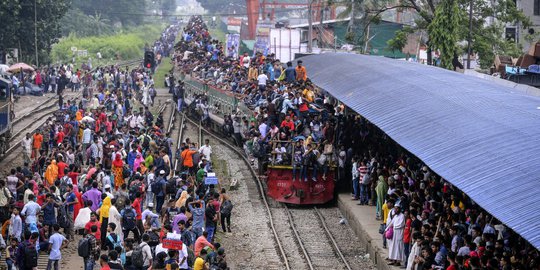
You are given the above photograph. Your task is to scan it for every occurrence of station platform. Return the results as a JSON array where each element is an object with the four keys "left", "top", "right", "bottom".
[{"left": 337, "top": 193, "right": 400, "bottom": 270}]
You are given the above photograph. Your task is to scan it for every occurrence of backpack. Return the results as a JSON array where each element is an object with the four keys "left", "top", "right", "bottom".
[
  {"left": 252, "top": 141, "right": 262, "bottom": 158},
  {"left": 122, "top": 166, "right": 131, "bottom": 179},
  {"left": 59, "top": 176, "right": 70, "bottom": 195},
  {"left": 132, "top": 243, "right": 146, "bottom": 268},
  {"left": 24, "top": 242, "right": 38, "bottom": 267},
  {"left": 187, "top": 247, "right": 195, "bottom": 267},
  {"left": 142, "top": 135, "right": 151, "bottom": 149},
  {"left": 220, "top": 200, "right": 233, "bottom": 216},
  {"left": 122, "top": 209, "right": 137, "bottom": 230},
  {"left": 129, "top": 181, "right": 142, "bottom": 200},
  {"left": 151, "top": 179, "right": 164, "bottom": 196},
  {"left": 78, "top": 236, "right": 91, "bottom": 258},
  {"left": 107, "top": 234, "right": 122, "bottom": 250},
  {"left": 147, "top": 231, "right": 160, "bottom": 246},
  {"left": 166, "top": 177, "right": 177, "bottom": 194},
  {"left": 57, "top": 204, "right": 70, "bottom": 228}
]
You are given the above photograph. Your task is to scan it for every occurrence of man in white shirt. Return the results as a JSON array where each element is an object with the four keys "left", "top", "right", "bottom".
[
  {"left": 257, "top": 73, "right": 268, "bottom": 91},
  {"left": 21, "top": 133, "right": 32, "bottom": 164},
  {"left": 140, "top": 234, "right": 153, "bottom": 268},
  {"left": 21, "top": 194, "right": 41, "bottom": 227},
  {"left": 136, "top": 113, "right": 145, "bottom": 129},
  {"left": 198, "top": 139, "right": 212, "bottom": 162},
  {"left": 47, "top": 224, "right": 67, "bottom": 270}
]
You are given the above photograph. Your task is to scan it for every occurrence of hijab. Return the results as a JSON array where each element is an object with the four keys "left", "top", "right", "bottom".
[{"left": 112, "top": 153, "right": 123, "bottom": 168}]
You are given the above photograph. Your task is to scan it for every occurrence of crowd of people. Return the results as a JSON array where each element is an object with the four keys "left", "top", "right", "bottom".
[
  {"left": 1, "top": 20, "right": 233, "bottom": 270},
  {"left": 173, "top": 16, "right": 540, "bottom": 270}
]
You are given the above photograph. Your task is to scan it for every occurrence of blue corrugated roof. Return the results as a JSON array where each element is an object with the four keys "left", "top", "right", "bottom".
[{"left": 301, "top": 53, "right": 540, "bottom": 250}]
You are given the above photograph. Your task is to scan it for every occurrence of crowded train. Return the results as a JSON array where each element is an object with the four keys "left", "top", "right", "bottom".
[{"left": 171, "top": 15, "right": 540, "bottom": 270}]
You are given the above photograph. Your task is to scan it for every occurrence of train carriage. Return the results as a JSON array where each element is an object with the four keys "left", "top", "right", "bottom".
[
  {"left": 182, "top": 76, "right": 337, "bottom": 205},
  {"left": 0, "top": 78, "right": 13, "bottom": 155}
]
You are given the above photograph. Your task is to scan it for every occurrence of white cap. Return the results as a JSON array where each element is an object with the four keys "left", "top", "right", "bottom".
[
  {"left": 105, "top": 184, "right": 111, "bottom": 189},
  {"left": 148, "top": 203, "right": 154, "bottom": 208},
  {"left": 160, "top": 170, "right": 166, "bottom": 175}
]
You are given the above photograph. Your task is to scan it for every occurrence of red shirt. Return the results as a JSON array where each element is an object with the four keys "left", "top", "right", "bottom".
[
  {"left": 101, "top": 265, "right": 111, "bottom": 270},
  {"left": 132, "top": 198, "right": 142, "bottom": 220},
  {"left": 85, "top": 220, "right": 101, "bottom": 240},
  {"left": 446, "top": 265, "right": 457, "bottom": 270},
  {"left": 280, "top": 120, "right": 295, "bottom": 131},
  {"left": 56, "top": 131, "right": 65, "bottom": 144},
  {"left": 403, "top": 218, "right": 412, "bottom": 243},
  {"left": 57, "top": 162, "right": 68, "bottom": 178},
  {"left": 68, "top": 172, "right": 79, "bottom": 186}
]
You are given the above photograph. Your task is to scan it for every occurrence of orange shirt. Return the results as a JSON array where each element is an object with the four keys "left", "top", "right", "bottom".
[
  {"left": 32, "top": 134, "right": 43, "bottom": 149},
  {"left": 295, "top": 66, "right": 307, "bottom": 81},
  {"left": 181, "top": 149, "right": 198, "bottom": 168}
]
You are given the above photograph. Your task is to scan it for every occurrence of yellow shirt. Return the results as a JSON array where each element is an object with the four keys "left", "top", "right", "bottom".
[
  {"left": 382, "top": 203, "right": 389, "bottom": 224},
  {"left": 302, "top": 89, "right": 314, "bottom": 103},
  {"left": 193, "top": 257, "right": 205, "bottom": 270}
]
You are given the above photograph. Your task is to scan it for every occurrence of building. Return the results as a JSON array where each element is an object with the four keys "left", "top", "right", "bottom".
[{"left": 511, "top": 0, "right": 540, "bottom": 51}]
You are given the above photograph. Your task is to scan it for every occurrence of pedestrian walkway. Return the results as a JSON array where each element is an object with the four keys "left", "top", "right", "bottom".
[{"left": 337, "top": 193, "right": 399, "bottom": 270}]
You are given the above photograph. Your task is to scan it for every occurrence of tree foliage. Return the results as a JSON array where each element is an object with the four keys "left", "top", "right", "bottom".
[
  {"left": 71, "top": 0, "right": 146, "bottom": 27},
  {"left": 366, "top": 0, "right": 528, "bottom": 69},
  {"left": 0, "top": 0, "right": 70, "bottom": 65},
  {"left": 428, "top": 0, "right": 462, "bottom": 69},
  {"left": 387, "top": 26, "right": 413, "bottom": 53}
]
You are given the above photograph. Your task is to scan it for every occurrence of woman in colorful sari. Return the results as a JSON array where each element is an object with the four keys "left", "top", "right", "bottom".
[{"left": 112, "top": 154, "right": 124, "bottom": 190}]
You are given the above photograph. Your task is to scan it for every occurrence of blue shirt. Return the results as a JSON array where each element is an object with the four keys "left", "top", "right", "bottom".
[
  {"left": 285, "top": 67, "right": 296, "bottom": 82},
  {"left": 65, "top": 192, "right": 76, "bottom": 212},
  {"left": 43, "top": 202, "right": 57, "bottom": 225},
  {"left": 188, "top": 201, "right": 205, "bottom": 229}
]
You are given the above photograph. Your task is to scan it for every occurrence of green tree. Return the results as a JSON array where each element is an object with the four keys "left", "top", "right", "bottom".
[
  {"left": 0, "top": 0, "right": 70, "bottom": 65},
  {"left": 428, "top": 0, "right": 462, "bottom": 69},
  {"left": 369, "top": 0, "right": 529, "bottom": 69},
  {"left": 387, "top": 26, "right": 413, "bottom": 55}
]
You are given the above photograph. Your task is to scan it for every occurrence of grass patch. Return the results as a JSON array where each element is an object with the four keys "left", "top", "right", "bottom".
[
  {"left": 208, "top": 17, "right": 228, "bottom": 43},
  {"left": 51, "top": 24, "right": 164, "bottom": 66},
  {"left": 154, "top": 58, "right": 173, "bottom": 88}
]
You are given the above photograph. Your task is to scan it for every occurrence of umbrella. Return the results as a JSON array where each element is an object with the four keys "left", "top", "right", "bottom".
[
  {"left": 0, "top": 64, "right": 9, "bottom": 74},
  {"left": 81, "top": 116, "right": 95, "bottom": 122},
  {"left": 8, "top": 62, "right": 34, "bottom": 73}
]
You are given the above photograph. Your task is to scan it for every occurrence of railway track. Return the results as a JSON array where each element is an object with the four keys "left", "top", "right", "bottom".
[
  {"left": 0, "top": 91, "right": 82, "bottom": 165},
  {"left": 181, "top": 115, "right": 288, "bottom": 269},
  {"left": 180, "top": 112, "right": 357, "bottom": 270},
  {"left": 285, "top": 205, "right": 352, "bottom": 270}
]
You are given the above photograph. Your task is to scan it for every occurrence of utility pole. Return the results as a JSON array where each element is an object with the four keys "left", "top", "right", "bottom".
[
  {"left": 466, "top": 0, "right": 473, "bottom": 69},
  {"left": 308, "top": 0, "right": 313, "bottom": 53},
  {"left": 34, "top": 0, "right": 39, "bottom": 67}
]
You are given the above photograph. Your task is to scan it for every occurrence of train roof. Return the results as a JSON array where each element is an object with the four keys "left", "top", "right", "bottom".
[{"left": 300, "top": 53, "right": 540, "bottom": 249}]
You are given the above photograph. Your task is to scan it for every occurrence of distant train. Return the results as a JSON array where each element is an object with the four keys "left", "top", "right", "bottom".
[
  {"left": 0, "top": 78, "right": 13, "bottom": 155},
  {"left": 181, "top": 77, "right": 336, "bottom": 205}
]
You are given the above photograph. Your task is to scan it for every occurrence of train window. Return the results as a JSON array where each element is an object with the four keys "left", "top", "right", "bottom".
[{"left": 0, "top": 86, "right": 7, "bottom": 101}]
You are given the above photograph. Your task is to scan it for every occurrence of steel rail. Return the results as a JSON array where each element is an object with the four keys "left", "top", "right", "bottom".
[
  {"left": 314, "top": 206, "right": 353, "bottom": 270},
  {"left": 182, "top": 115, "right": 291, "bottom": 270},
  {"left": 284, "top": 204, "right": 315, "bottom": 270}
]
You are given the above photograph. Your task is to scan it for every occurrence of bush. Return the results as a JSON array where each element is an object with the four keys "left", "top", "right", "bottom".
[{"left": 51, "top": 24, "right": 163, "bottom": 65}]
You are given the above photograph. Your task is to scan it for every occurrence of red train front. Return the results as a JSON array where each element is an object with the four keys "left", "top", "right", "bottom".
[{"left": 264, "top": 143, "right": 336, "bottom": 204}]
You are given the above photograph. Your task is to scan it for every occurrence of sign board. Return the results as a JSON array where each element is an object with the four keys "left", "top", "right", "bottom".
[
  {"left": 204, "top": 172, "right": 219, "bottom": 185},
  {"left": 77, "top": 50, "right": 88, "bottom": 57},
  {"left": 226, "top": 34, "right": 240, "bottom": 58}
]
